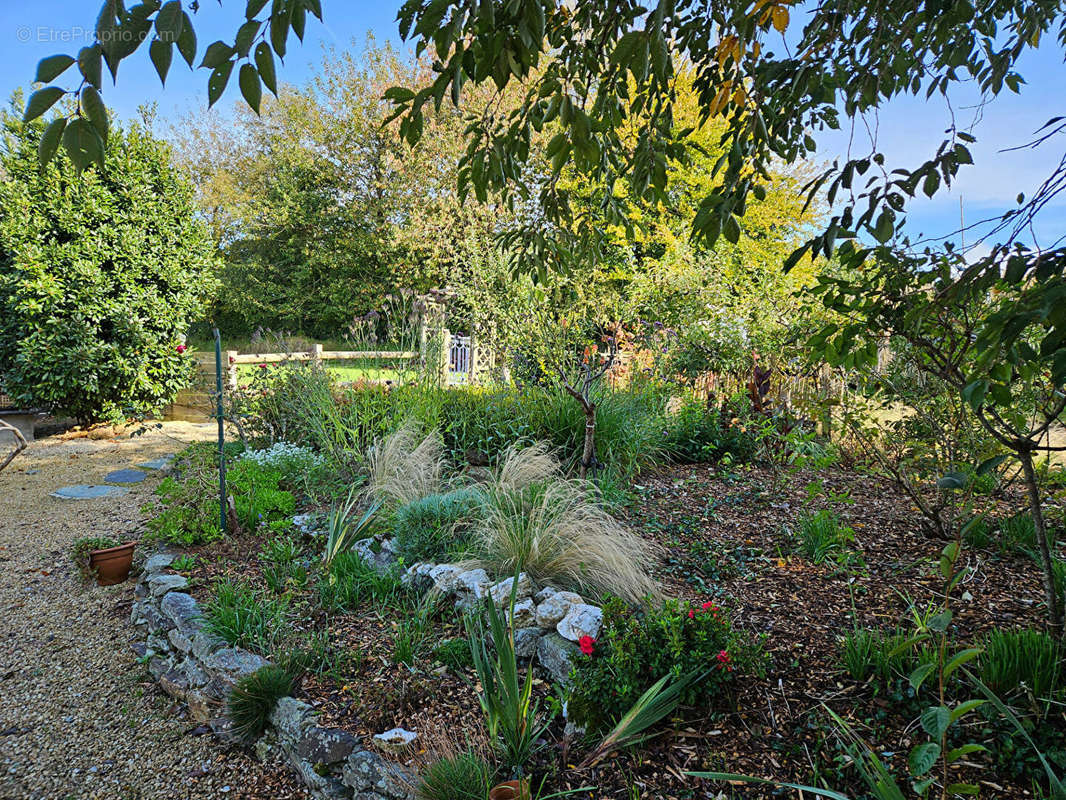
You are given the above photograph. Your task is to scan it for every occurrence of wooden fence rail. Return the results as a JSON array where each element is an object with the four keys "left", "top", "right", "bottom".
[{"left": 222, "top": 345, "right": 418, "bottom": 389}]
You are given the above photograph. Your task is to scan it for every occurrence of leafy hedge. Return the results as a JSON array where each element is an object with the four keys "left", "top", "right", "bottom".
[{"left": 0, "top": 107, "right": 218, "bottom": 422}]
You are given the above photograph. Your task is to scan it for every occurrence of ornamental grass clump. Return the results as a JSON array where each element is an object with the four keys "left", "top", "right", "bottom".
[
  {"left": 227, "top": 665, "right": 294, "bottom": 743},
  {"left": 467, "top": 443, "right": 658, "bottom": 604},
  {"left": 366, "top": 422, "right": 447, "bottom": 510}
]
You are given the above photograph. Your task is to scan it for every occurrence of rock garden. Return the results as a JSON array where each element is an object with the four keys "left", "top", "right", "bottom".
[{"left": 125, "top": 365, "right": 1066, "bottom": 800}]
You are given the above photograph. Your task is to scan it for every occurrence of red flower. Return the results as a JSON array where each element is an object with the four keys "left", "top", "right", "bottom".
[
  {"left": 578, "top": 635, "right": 596, "bottom": 656},
  {"left": 688, "top": 609, "right": 696, "bottom": 619},
  {"left": 701, "top": 601, "right": 717, "bottom": 612},
  {"left": 716, "top": 650, "right": 732, "bottom": 670},
  {"left": 175, "top": 344, "right": 187, "bottom": 354},
  {"left": 259, "top": 363, "right": 268, "bottom": 369}
]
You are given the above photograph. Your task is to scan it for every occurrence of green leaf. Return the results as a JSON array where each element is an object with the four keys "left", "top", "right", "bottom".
[
  {"left": 937, "top": 472, "right": 969, "bottom": 490},
  {"left": 945, "top": 783, "right": 980, "bottom": 795},
  {"left": 909, "top": 662, "right": 936, "bottom": 692},
  {"left": 207, "top": 62, "right": 234, "bottom": 107},
  {"left": 78, "top": 46, "right": 103, "bottom": 89},
  {"left": 24, "top": 87, "right": 66, "bottom": 123},
  {"left": 270, "top": 8, "right": 290, "bottom": 59},
  {"left": 946, "top": 744, "right": 987, "bottom": 762},
  {"left": 246, "top": 0, "right": 270, "bottom": 18},
  {"left": 61, "top": 117, "right": 105, "bottom": 172},
  {"left": 961, "top": 379, "right": 988, "bottom": 409},
  {"left": 235, "top": 19, "right": 262, "bottom": 57},
  {"left": 36, "top": 55, "right": 76, "bottom": 83},
  {"left": 920, "top": 705, "right": 951, "bottom": 740},
  {"left": 238, "top": 63, "right": 262, "bottom": 114},
  {"left": 176, "top": 14, "right": 197, "bottom": 67},
  {"left": 154, "top": 0, "right": 184, "bottom": 43},
  {"left": 200, "top": 41, "right": 235, "bottom": 69},
  {"left": 873, "top": 208, "right": 895, "bottom": 242},
  {"left": 976, "top": 454, "right": 1008, "bottom": 476},
  {"left": 723, "top": 214, "right": 741, "bottom": 244},
  {"left": 80, "top": 87, "right": 109, "bottom": 142},
  {"left": 38, "top": 117, "right": 67, "bottom": 165},
  {"left": 927, "top": 610, "right": 953, "bottom": 633},
  {"left": 943, "top": 651, "right": 982, "bottom": 680},
  {"left": 254, "top": 42, "right": 277, "bottom": 95},
  {"left": 149, "top": 39, "right": 173, "bottom": 85},
  {"left": 908, "top": 742, "right": 940, "bottom": 776}
]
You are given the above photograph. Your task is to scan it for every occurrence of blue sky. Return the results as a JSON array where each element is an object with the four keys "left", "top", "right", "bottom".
[{"left": 2, "top": 1, "right": 1063, "bottom": 253}]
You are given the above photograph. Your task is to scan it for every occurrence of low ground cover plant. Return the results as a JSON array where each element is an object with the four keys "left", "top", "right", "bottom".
[
  {"left": 143, "top": 442, "right": 300, "bottom": 544},
  {"left": 391, "top": 487, "right": 483, "bottom": 563},
  {"left": 204, "top": 577, "right": 290, "bottom": 652},
  {"left": 568, "top": 596, "right": 768, "bottom": 734}
]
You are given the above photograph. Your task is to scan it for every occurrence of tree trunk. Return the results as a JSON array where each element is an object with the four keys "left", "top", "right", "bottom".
[
  {"left": 580, "top": 401, "right": 596, "bottom": 479},
  {"left": 1019, "top": 448, "right": 1064, "bottom": 637}
]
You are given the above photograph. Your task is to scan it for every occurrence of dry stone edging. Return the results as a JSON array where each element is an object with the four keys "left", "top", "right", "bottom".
[
  {"left": 401, "top": 561, "right": 602, "bottom": 685},
  {"left": 131, "top": 551, "right": 416, "bottom": 800}
]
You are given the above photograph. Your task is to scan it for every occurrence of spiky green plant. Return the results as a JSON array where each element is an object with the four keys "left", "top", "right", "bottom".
[
  {"left": 322, "top": 488, "right": 379, "bottom": 571},
  {"left": 227, "top": 665, "right": 294, "bottom": 743},
  {"left": 466, "top": 585, "right": 554, "bottom": 775},
  {"left": 416, "top": 751, "right": 493, "bottom": 800}
]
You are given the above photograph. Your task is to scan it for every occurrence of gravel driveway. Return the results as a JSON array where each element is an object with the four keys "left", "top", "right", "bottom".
[{"left": 0, "top": 424, "right": 308, "bottom": 800}]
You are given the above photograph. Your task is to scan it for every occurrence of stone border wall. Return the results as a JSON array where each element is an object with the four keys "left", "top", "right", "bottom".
[{"left": 130, "top": 553, "right": 417, "bottom": 800}]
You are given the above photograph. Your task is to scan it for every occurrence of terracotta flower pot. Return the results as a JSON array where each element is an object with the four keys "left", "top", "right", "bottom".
[
  {"left": 489, "top": 780, "right": 530, "bottom": 800},
  {"left": 89, "top": 542, "right": 136, "bottom": 586}
]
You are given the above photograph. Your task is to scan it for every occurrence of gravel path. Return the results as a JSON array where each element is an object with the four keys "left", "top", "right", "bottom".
[{"left": 0, "top": 424, "right": 309, "bottom": 800}]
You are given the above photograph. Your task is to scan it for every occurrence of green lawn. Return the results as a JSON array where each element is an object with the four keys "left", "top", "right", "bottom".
[{"left": 233, "top": 360, "right": 408, "bottom": 384}]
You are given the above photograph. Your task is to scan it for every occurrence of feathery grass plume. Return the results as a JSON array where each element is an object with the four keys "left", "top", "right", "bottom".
[
  {"left": 366, "top": 421, "right": 446, "bottom": 510},
  {"left": 468, "top": 444, "right": 659, "bottom": 604},
  {"left": 491, "top": 440, "right": 559, "bottom": 492}
]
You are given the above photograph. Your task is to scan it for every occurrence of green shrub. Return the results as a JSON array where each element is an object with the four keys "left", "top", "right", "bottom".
[
  {"left": 980, "top": 628, "right": 1063, "bottom": 700},
  {"left": 317, "top": 552, "right": 402, "bottom": 611},
  {"left": 568, "top": 596, "right": 768, "bottom": 734},
  {"left": 0, "top": 109, "right": 218, "bottom": 423},
  {"left": 227, "top": 460, "right": 296, "bottom": 530},
  {"left": 392, "top": 488, "right": 483, "bottom": 562},
  {"left": 204, "top": 577, "right": 288, "bottom": 652},
  {"left": 432, "top": 638, "right": 474, "bottom": 671},
  {"left": 662, "top": 399, "right": 758, "bottom": 463},
  {"left": 227, "top": 665, "right": 294, "bottom": 743},
  {"left": 143, "top": 443, "right": 295, "bottom": 545},
  {"left": 416, "top": 750, "right": 493, "bottom": 800}
]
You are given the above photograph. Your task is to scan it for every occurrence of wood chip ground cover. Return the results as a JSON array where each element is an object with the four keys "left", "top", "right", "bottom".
[{"left": 176, "top": 461, "right": 1064, "bottom": 798}]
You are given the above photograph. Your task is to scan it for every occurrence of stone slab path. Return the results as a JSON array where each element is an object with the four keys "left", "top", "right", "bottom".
[{"left": 0, "top": 423, "right": 309, "bottom": 800}]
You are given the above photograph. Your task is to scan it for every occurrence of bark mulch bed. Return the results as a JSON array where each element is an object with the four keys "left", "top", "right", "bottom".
[{"left": 175, "top": 462, "right": 1063, "bottom": 799}]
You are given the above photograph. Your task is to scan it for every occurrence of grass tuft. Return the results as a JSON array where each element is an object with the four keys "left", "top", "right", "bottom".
[{"left": 227, "top": 665, "right": 294, "bottom": 743}]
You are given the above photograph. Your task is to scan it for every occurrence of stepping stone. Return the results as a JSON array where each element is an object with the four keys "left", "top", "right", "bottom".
[
  {"left": 138, "top": 457, "right": 174, "bottom": 471},
  {"left": 51, "top": 485, "right": 130, "bottom": 500},
  {"left": 104, "top": 468, "right": 148, "bottom": 484}
]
